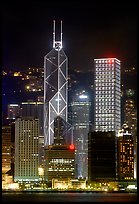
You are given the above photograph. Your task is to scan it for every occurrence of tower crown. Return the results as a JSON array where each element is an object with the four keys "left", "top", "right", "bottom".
[{"left": 53, "top": 20, "right": 63, "bottom": 50}]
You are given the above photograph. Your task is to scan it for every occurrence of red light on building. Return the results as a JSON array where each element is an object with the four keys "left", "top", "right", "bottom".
[{"left": 69, "top": 144, "right": 75, "bottom": 150}]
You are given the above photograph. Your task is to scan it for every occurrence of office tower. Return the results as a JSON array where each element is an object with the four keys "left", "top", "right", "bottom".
[
  {"left": 124, "top": 89, "right": 137, "bottom": 179},
  {"left": 44, "top": 20, "right": 68, "bottom": 146},
  {"left": 7, "top": 104, "right": 20, "bottom": 120},
  {"left": 117, "top": 124, "right": 134, "bottom": 180},
  {"left": 45, "top": 144, "right": 75, "bottom": 182},
  {"left": 21, "top": 101, "right": 44, "bottom": 167},
  {"left": 94, "top": 58, "right": 121, "bottom": 136},
  {"left": 124, "top": 89, "right": 137, "bottom": 137},
  {"left": 71, "top": 90, "right": 91, "bottom": 179},
  {"left": 21, "top": 101, "right": 44, "bottom": 135},
  {"left": 14, "top": 117, "right": 39, "bottom": 182},
  {"left": 2, "top": 126, "right": 11, "bottom": 174},
  {"left": 88, "top": 131, "right": 116, "bottom": 182}
]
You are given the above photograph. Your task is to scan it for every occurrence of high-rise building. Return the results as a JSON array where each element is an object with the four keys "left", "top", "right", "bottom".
[
  {"left": 124, "top": 89, "right": 137, "bottom": 137},
  {"left": 2, "top": 126, "right": 11, "bottom": 174},
  {"left": 124, "top": 89, "right": 137, "bottom": 179},
  {"left": 14, "top": 117, "right": 39, "bottom": 182},
  {"left": 21, "top": 101, "right": 44, "bottom": 167},
  {"left": 45, "top": 144, "right": 75, "bottom": 182},
  {"left": 117, "top": 124, "right": 134, "bottom": 180},
  {"left": 71, "top": 90, "right": 91, "bottom": 179},
  {"left": 94, "top": 58, "right": 121, "bottom": 136},
  {"left": 88, "top": 131, "right": 116, "bottom": 182},
  {"left": 21, "top": 101, "right": 44, "bottom": 135},
  {"left": 44, "top": 20, "right": 68, "bottom": 146}
]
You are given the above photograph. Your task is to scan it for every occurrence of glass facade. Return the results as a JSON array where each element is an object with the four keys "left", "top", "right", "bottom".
[
  {"left": 71, "top": 91, "right": 91, "bottom": 179},
  {"left": 44, "top": 43, "right": 68, "bottom": 146}
]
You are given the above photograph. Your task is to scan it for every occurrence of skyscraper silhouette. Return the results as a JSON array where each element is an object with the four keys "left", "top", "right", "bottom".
[{"left": 44, "top": 21, "right": 68, "bottom": 146}]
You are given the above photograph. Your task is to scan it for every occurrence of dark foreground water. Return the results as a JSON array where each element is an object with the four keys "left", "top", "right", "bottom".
[{"left": 2, "top": 191, "right": 137, "bottom": 202}]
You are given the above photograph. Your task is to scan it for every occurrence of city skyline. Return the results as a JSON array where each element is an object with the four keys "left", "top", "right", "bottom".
[
  {"left": 2, "top": 0, "right": 137, "bottom": 71},
  {"left": 2, "top": 0, "right": 137, "bottom": 195}
]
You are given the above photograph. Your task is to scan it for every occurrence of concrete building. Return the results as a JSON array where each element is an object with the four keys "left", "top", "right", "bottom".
[
  {"left": 45, "top": 144, "right": 75, "bottom": 182},
  {"left": 94, "top": 58, "right": 121, "bottom": 136},
  {"left": 21, "top": 101, "right": 44, "bottom": 167},
  {"left": 14, "top": 117, "right": 39, "bottom": 182}
]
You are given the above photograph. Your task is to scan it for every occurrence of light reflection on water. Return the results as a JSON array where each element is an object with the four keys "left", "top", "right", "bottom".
[{"left": 2, "top": 192, "right": 137, "bottom": 202}]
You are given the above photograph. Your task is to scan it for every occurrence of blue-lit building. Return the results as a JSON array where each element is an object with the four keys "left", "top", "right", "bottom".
[{"left": 71, "top": 90, "right": 91, "bottom": 179}]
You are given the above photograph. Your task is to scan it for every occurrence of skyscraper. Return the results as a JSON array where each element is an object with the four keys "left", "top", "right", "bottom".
[
  {"left": 94, "top": 58, "right": 121, "bottom": 136},
  {"left": 71, "top": 90, "right": 91, "bottom": 179},
  {"left": 21, "top": 101, "right": 44, "bottom": 167},
  {"left": 117, "top": 124, "right": 134, "bottom": 180},
  {"left": 88, "top": 131, "right": 116, "bottom": 182},
  {"left": 44, "top": 20, "right": 68, "bottom": 146},
  {"left": 14, "top": 117, "right": 39, "bottom": 182}
]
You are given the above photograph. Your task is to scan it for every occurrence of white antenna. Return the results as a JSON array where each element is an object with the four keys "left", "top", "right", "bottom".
[
  {"left": 53, "top": 20, "right": 55, "bottom": 49},
  {"left": 53, "top": 20, "right": 63, "bottom": 50},
  {"left": 61, "top": 20, "right": 63, "bottom": 48}
]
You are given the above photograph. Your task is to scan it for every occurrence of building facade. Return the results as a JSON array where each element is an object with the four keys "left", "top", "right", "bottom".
[
  {"left": 88, "top": 131, "right": 116, "bottom": 182},
  {"left": 94, "top": 58, "right": 121, "bottom": 136},
  {"left": 21, "top": 101, "right": 44, "bottom": 167},
  {"left": 2, "top": 126, "right": 11, "bottom": 174},
  {"left": 14, "top": 117, "right": 39, "bottom": 182},
  {"left": 45, "top": 144, "right": 75, "bottom": 181},
  {"left": 71, "top": 90, "right": 91, "bottom": 179},
  {"left": 117, "top": 124, "right": 134, "bottom": 180},
  {"left": 44, "top": 20, "right": 68, "bottom": 146}
]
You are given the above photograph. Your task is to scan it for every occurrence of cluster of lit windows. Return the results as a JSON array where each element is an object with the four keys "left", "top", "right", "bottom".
[
  {"left": 96, "top": 98, "right": 114, "bottom": 101},
  {"left": 95, "top": 59, "right": 115, "bottom": 63},
  {"left": 96, "top": 64, "right": 114, "bottom": 68},
  {"left": 48, "top": 168, "right": 74, "bottom": 172},
  {"left": 50, "top": 159, "right": 73, "bottom": 164}
]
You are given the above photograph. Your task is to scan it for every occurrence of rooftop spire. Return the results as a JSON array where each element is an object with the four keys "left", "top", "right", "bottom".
[{"left": 53, "top": 20, "right": 63, "bottom": 50}]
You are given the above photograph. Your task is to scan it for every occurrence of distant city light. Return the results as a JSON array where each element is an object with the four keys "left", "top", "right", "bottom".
[
  {"left": 79, "top": 95, "right": 88, "bottom": 99},
  {"left": 9, "top": 104, "right": 19, "bottom": 107}
]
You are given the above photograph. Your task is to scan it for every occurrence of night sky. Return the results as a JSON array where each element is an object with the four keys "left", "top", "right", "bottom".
[{"left": 2, "top": 0, "right": 137, "bottom": 71}]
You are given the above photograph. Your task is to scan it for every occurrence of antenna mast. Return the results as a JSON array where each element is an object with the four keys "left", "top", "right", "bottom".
[{"left": 53, "top": 20, "right": 63, "bottom": 50}]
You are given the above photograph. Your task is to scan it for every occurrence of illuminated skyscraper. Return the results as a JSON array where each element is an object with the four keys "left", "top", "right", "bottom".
[
  {"left": 94, "top": 58, "right": 121, "bottom": 136},
  {"left": 117, "top": 124, "right": 134, "bottom": 180},
  {"left": 14, "top": 117, "right": 39, "bottom": 182},
  {"left": 21, "top": 101, "right": 44, "bottom": 167},
  {"left": 71, "top": 90, "right": 91, "bottom": 179},
  {"left": 124, "top": 89, "right": 137, "bottom": 179},
  {"left": 44, "top": 20, "right": 68, "bottom": 146}
]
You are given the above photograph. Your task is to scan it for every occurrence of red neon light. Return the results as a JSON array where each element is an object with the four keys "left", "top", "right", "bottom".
[{"left": 69, "top": 144, "right": 75, "bottom": 150}]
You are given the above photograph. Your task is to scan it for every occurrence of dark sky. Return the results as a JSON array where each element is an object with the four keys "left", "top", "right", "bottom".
[{"left": 2, "top": 0, "right": 137, "bottom": 71}]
